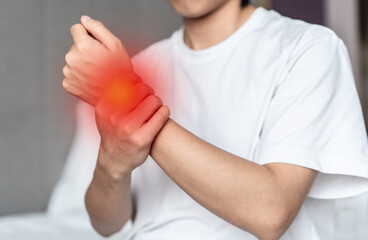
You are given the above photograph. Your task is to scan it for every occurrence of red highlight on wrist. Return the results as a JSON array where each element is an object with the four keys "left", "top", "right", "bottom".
[
  {"left": 62, "top": 33, "right": 170, "bottom": 129},
  {"left": 99, "top": 72, "right": 142, "bottom": 113},
  {"left": 104, "top": 79, "right": 134, "bottom": 109}
]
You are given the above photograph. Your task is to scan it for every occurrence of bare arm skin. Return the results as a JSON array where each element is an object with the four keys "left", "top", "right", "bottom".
[
  {"left": 63, "top": 17, "right": 170, "bottom": 236},
  {"left": 84, "top": 92, "right": 170, "bottom": 236},
  {"left": 85, "top": 95, "right": 170, "bottom": 236},
  {"left": 63, "top": 17, "right": 317, "bottom": 240},
  {"left": 85, "top": 151, "right": 133, "bottom": 237},
  {"left": 150, "top": 119, "right": 317, "bottom": 240}
]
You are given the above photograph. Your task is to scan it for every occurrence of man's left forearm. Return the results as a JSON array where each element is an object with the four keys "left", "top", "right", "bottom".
[{"left": 150, "top": 118, "right": 316, "bottom": 240}]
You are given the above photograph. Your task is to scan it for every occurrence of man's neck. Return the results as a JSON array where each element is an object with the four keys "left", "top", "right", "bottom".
[{"left": 183, "top": 3, "right": 256, "bottom": 50}]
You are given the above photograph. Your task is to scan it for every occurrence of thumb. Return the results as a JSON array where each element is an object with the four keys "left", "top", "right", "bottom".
[{"left": 81, "top": 15, "right": 120, "bottom": 50}]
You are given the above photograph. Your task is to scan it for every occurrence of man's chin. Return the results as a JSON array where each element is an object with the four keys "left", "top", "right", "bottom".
[{"left": 168, "top": 0, "right": 229, "bottom": 21}]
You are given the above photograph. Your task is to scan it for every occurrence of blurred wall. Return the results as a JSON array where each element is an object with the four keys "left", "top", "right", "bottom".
[
  {"left": 325, "top": 0, "right": 363, "bottom": 105},
  {"left": 273, "top": 0, "right": 324, "bottom": 25},
  {"left": 0, "top": 0, "right": 181, "bottom": 216},
  {"left": 0, "top": 0, "right": 366, "bottom": 221}
]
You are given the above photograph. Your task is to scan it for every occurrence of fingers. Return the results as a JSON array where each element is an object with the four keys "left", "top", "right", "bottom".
[
  {"left": 80, "top": 15, "right": 121, "bottom": 50},
  {"left": 96, "top": 91, "right": 169, "bottom": 147},
  {"left": 62, "top": 78, "right": 99, "bottom": 106},
  {"left": 70, "top": 24, "right": 89, "bottom": 44},
  {"left": 140, "top": 105, "right": 170, "bottom": 139},
  {"left": 123, "top": 95, "right": 163, "bottom": 129},
  {"left": 128, "top": 83, "right": 155, "bottom": 112},
  {"left": 63, "top": 64, "right": 100, "bottom": 106}
]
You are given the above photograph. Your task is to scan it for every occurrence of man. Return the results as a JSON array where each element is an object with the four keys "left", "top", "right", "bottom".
[{"left": 62, "top": 0, "right": 368, "bottom": 239}]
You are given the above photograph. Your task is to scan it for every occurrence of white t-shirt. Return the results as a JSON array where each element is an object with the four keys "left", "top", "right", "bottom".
[{"left": 48, "top": 7, "right": 368, "bottom": 239}]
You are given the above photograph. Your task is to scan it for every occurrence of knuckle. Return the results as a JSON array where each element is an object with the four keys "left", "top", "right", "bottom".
[
  {"left": 160, "top": 105, "right": 170, "bottom": 115},
  {"left": 154, "top": 95, "right": 163, "bottom": 105},
  {"left": 91, "top": 20, "right": 103, "bottom": 28},
  {"left": 126, "top": 72, "right": 141, "bottom": 83},
  {"left": 157, "top": 107, "right": 170, "bottom": 121},
  {"left": 131, "top": 134, "right": 147, "bottom": 149},
  {"left": 148, "top": 95, "right": 162, "bottom": 106},
  {"left": 70, "top": 24, "right": 81, "bottom": 33},
  {"left": 147, "top": 85, "right": 155, "bottom": 94},
  {"left": 62, "top": 80, "right": 72, "bottom": 92},
  {"left": 139, "top": 83, "right": 154, "bottom": 95},
  {"left": 70, "top": 24, "right": 76, "bottom": 33},
  {"left": 120, "top": 123, "right": 134, "bottom": 135},
  {"left": 65, "top": 52, "right": 73, "bottom": 64},
  {"left": 62, "top": 65, "right": 69, "bottom": 76},
  {"left": 76, "top": 40, "right": 88, "bottom": 51}
]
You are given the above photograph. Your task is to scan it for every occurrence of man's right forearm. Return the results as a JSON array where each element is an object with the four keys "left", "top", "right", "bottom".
[{"left": 85, "top": 148, "right": 133, "bottom": 237}]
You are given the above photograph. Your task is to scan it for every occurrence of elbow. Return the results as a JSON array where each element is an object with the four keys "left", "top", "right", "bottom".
[
  {"left": 96, "top": 231, "right": 113, "bottom": 238},
  {"left": 258, "top": 211, "right": 292, "bottom": 240},
  {"left": 90, "top": 221, "right": 123, "bottom": 238},
  {"left": 239, "top": 206, "right": 292, "bottom": 240},
  {"left": 96, "top": 230, "right": 113, "bottom": 238},
  {"left": 90, "top": 221, "right": 112, "bottom": 238},
  {"left": 255, "top": 221, "right": 289, "bottom": 240}
]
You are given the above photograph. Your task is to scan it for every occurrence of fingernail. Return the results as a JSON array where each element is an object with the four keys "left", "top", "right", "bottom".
[{"left": 81, "top": 15, "right": 91, "bottom": 23}]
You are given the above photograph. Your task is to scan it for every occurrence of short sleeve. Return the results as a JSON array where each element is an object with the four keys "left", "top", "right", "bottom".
[{"left": 257, "top": 29, "right": 368, "bottom": 199}]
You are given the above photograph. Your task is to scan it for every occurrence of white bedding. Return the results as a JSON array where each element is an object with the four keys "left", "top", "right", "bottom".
[
  {"left": 0, "top": 102, "right": 367, "bottom": 239},
  {"left": 0, "top": 102, "right": 122, "bottom": 240},
  {"left": 0, "top": 212, "right": 132, "bottom": 240}
]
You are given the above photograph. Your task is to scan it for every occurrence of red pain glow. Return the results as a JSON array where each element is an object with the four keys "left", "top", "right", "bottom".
[
  {"left": 104, "top": 79, "right": 134, "bottom": 110},
  {"left": 70, "top": 38, "right": 170, "bottom": 127}
]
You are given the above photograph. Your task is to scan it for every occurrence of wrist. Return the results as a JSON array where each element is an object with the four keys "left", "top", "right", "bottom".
[
  {"left": 111, "top": 71, "right": 141, "bottom": 85},
  {"left": 91, "top": 163, "right": 131, "bottom": 198},
  {"left": 96, "top": 145, "right": 133, "bottom": 183}
]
